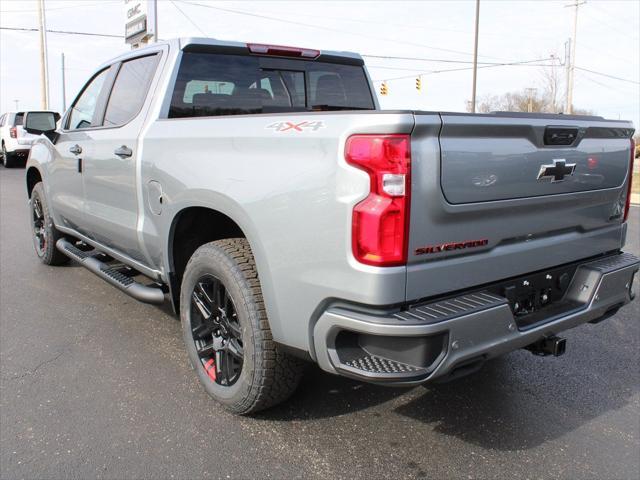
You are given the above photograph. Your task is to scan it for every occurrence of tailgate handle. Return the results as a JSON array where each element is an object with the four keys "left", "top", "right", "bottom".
[{"left": 544, "top": 127, "right": 578, "bottom": 146}]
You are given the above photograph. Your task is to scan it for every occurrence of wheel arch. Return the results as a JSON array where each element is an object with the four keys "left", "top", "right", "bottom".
[
  {"left": 26, "top": 166, "right": 43, "bottom": 198},
  {"left": 166, "top": 205, "right": 267, "bottom": 315}
]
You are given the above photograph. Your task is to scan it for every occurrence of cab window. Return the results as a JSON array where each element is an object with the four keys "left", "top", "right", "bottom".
[
  {"left": 67, "top": 68, "right": 109, "bottom": 130},
  {"left": 103, "top": 54, "right": 159, "bottom": 127}
]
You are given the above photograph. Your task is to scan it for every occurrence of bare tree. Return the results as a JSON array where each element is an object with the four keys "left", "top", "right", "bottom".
[
  {"left": 540, "top": 60, "right": 562, "bottom": 113},
  {"left": 468, "top": 58, "right": 593, "bottom": 115},
  {"left": 472, "top": 90, "right": 547, "bottom": 113}
]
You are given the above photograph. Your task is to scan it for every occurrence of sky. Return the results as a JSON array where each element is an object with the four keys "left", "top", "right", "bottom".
[{"left": 1, "top": 0, "right": 639, "bottom": 127}]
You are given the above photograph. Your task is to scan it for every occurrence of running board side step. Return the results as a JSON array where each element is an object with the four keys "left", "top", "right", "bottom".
[{"left": 56, "top": 238, "right": 165, "bottom": 304}]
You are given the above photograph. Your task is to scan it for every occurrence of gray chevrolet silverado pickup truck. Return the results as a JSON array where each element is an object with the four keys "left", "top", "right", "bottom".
[{"left": 24, "top": 38, "right": 638, "bottom": 414}]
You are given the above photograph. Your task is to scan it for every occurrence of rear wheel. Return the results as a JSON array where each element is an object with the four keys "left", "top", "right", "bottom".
[
  {"left": 1, "top": 143, "right": 8, "bottom": 167},
  {"left": 180, "top": 238, "right": 304, "bottom": 414},
  {"left": 30, "top": 183, "right": 69, "bottom": 266},
  {"left": 2, "top": 144, "right": 18, "bottom": 168}
]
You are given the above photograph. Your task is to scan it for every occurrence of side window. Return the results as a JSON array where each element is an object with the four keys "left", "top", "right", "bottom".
[
  {"left": 68, "top": 68, "right": 109, "bottom": 130},
  {"left": 14, "top": 113, "right": 24, "bottom": 126},
  {"left": 0, "top": 114, "right": 5, "bottom": 127},
  {"left": 103, "top": 54, "right": 159, "bottom": 127}
]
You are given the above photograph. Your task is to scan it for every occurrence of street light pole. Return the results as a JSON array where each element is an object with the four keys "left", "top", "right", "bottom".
[
  {"left": 471, "top": 0, "right": 480, "bottom": 113},
  {"left": 37, "top": 0, "right": 50, "bottom": 109}
]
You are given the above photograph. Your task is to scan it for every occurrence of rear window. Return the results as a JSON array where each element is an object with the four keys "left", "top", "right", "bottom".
[{"left": 168, "top": 52, "right": 374, "bottom": 118}]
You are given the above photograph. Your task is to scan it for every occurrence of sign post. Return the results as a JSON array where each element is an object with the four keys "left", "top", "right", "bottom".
[{"left": 124, "top": 0, "right": 157, "bottom": 48}]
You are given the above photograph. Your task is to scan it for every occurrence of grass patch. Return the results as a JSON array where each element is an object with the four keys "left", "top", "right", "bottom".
[{"left": 633, "top": 171, "right": 640, "bottom": 194}]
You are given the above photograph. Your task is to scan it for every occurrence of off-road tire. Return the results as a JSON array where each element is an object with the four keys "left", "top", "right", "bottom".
[
  {"left": 180, "top": 238, "right": 304, "bottom": 414},
  {"left": 30, "top": 182, "right": 69, "bottom": 265}
]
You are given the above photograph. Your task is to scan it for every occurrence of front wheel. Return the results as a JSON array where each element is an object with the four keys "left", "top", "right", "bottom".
[
  {"left": 30, "top": 183, "right": 69, "bottom": 265},
  {"left": 180, "top": 238, "right": 304, "bottom": 414}
]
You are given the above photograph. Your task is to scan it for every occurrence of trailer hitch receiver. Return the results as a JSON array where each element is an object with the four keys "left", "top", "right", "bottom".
[{"left": 525, "top": 336, "right": 567, "bottom": 357}]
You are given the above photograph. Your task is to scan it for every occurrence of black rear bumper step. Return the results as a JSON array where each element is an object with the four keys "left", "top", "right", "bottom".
[
  {"left": 343, "top": 354, "right": 426, "bottom": 378},
  {"left": 56, "top": 238, "right": 165, "bottom": 304}
]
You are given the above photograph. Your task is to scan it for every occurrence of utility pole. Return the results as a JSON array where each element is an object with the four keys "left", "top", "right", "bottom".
[
  {"left": 565, "top": 0, "right": 585, "bottom": 114},
  {"left": 564, "top": 38, "right": 571, "bottom": 112},
  {"left": 470, "top": 0, "right": 480, "bottom": 113},
  {"left": 61, "top": 53, "right": 67, "bottom": 112},
  {"left": 13, "top": 100, "right": 19, "bottom": 110},
  {"left": 37, "top": 0, "right": 50, "bottom": 109},
  {"left": 525, "top": 88, "right": 537, "bottom": 113}
]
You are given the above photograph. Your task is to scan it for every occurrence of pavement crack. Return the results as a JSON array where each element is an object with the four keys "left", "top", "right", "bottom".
[{"left": 2, "top": 348, "right": 69, "bottom": 381}]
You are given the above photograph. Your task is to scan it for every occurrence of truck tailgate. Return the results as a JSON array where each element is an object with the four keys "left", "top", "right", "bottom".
[
  {"left": 439, "top": 113, "right": 632, "bottom": 204},
  {"left": 406, "top": 112, "right": 634, "bottom": 301}
]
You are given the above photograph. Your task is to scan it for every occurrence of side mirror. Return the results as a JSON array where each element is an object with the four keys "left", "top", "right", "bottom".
[{"left": 24, "top": 111, "right": 59, "bottom": 135}]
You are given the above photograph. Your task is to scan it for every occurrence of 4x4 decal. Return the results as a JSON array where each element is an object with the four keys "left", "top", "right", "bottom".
[{"left": 266, "top": 121, "right": 325, "bottom": 132}]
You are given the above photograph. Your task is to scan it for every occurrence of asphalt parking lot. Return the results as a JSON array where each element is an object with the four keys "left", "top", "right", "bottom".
[{"left": 1, "top": 166, "right": 639, "bottom": 480}]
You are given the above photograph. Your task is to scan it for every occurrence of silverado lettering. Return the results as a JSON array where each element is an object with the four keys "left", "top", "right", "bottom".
[{"left": 415, "top": 239, "right": 489, "bottom": 255}]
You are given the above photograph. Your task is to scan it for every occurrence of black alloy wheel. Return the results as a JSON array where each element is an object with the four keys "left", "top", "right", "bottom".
[
  {"left": 180, "top": 238, "right": 304, "bottom": 414},
  {"left": 190, "top": 274, "right": 244, "bottom": 386},
  {"left": 32, "top": 196, "right": 47, "bottom": 256}
]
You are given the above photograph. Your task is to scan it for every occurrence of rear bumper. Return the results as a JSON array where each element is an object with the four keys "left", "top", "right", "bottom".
[
  {"left": 9, "top": 148, "right": 30, "bottom": 158},
  {"left": 313, "top": 252, "right": 639, "bottom": 385}
]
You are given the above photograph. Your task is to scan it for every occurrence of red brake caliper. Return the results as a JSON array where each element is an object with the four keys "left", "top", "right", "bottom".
[{"left": 204, "top": 358, "right": 216, "bottom": 381}]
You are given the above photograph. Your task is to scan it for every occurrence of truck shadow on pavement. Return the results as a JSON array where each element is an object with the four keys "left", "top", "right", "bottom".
[
  {"left": 392, "top": 353, "right": 638, "bottom": 451},
  {"left": 258, "top": 344, "right": 638, "bottom": 451}
]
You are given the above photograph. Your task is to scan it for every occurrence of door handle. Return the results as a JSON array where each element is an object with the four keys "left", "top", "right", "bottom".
[
  {"left": 69, "top": 144, "right": 82, "bottom": 155},
  {"left": 114, "top": 145, "right": 133, "bottom": 158}
]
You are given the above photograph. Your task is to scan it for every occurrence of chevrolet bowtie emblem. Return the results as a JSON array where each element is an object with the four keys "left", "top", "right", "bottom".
[{"left": 537, "top": 159, "right": 576, "bottom": 183}]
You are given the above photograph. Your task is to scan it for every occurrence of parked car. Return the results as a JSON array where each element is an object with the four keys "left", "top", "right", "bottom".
[
  {"left": 1, "top": 111, "right": 59, "bottom": 168},
  {"left": 24, "top": 38, "right": 638, "bottom": 414}
]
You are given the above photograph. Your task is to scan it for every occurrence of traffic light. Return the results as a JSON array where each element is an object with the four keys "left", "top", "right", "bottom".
[
  {"left": 416, "top": 76, "right": 422, "bottom": 91},
  {"left": 380, "top": 81, "right": 388, "bottom": 96}
]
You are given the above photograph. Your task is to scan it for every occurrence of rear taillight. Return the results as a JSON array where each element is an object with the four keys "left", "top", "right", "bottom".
[
  {"left": 623, "top": 137, "right": 635, "bottom": 222},
  {"left": 247, "top": 43, "right": 320, "bottom": 59},
  {"left": 9, "top": 127, "right": 17, "bottom": 138},
  {"left": 345, "top": 134, "right": 411, "bottom": 266}
]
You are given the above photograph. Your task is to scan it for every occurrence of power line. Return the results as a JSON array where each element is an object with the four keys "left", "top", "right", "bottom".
[
  {"left": 574, "top": 66, "right": 640, "bottom": 85},
  {"left": 362, "top": 54, "right": 504, "bottom": 65},
  {"left": 170, "top": 0, "right": 208, "bottom": 37},
  {"left": 589, "top": 2, "right": 640, "bottom": 32},
  {"left": 0, "top": 1, "right": 119, "bottom": 14},
  {"left": 576, "top": 71, "right": 633, "bottom": 96},
  {"left": 371, "top": 57, "right": 559, "bottom": 83},
  {"left": 176, "top": 0, "right": 506, "bottom": 60},
  {"left": 0, "top": 26, "right": 122, "bottom": 38},
  {"left": 368, "top": 62, "right": 559, "bottom": 72},
  {"left": 582, "top": 9, "right": 639, "bottom": 40}
]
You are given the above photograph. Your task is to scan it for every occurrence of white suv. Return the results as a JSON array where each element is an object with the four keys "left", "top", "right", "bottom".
[{"left": 1, "top": 111, "right": 57, "bottom": 168}]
